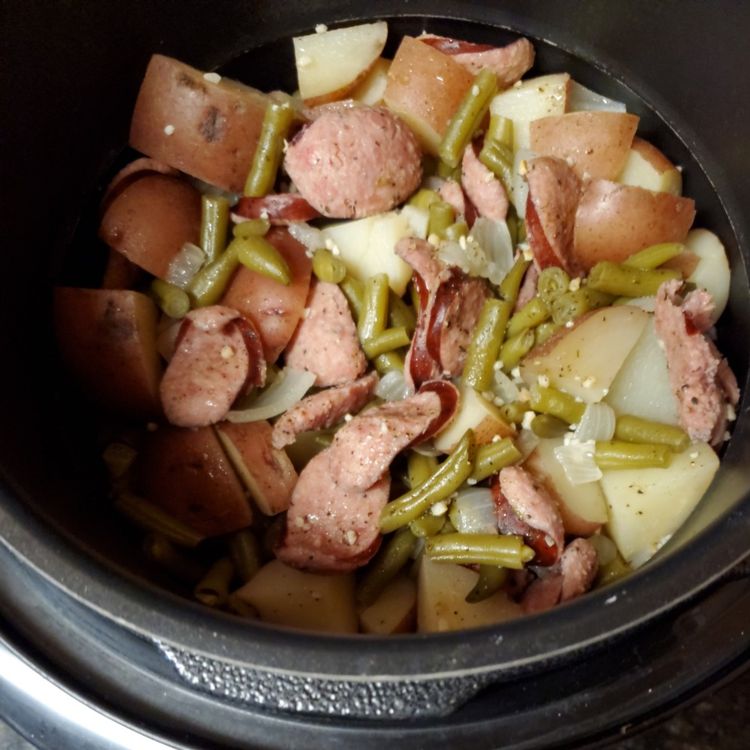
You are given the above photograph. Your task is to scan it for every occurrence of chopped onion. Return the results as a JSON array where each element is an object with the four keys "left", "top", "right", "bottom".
[
  {"left": 400, "top": 205, "right": 429, "bottom": 239},
  {"left": 374, "top": 369, "right": 414, "bottom": 402},
  {"left": 586, "top": 533, "right": 617, "bottom": 567},
  {"left": 554, "top": 439, "right": 602, "bottom": 485},
  {"left": 568, "top": 81, "right": 627, "bottom": 113},
  {"left": 573, "top": 402, "right": 616, "bottom": 443},
  {"left": 437, "top": 218, "right": 514, "bottom": 285},
  {"left": 190, "top": 177, "right": 239, "bottom": 205},
  {"left": 621, "top": 296, "right": 656, "bottom": 312},
  {"left": 287, "top": 221, "right": 324, "bottom": 252},
  {"left": 515, "top": 428, "right": 540, "bottom": 461},
  {"left": 511, "top": 147, "right": 535, "bottom": 218},
  {"left": 411, "top": 441, "right": 442, "bottom": 457},
  {"left": 423, "top": 176, "right": 445, "bottom": 192},
  {"left": 448, "top": 488, "right": 498, "bottom": 535},
  {"left": 225, "top": 368, "right": 316, "bottom": 423},
  {"left": 166, "top": 242, "right": 205, "bottom": 289},
  {"left": 492, "top": 368, "right": 520, "bottom": 404}
]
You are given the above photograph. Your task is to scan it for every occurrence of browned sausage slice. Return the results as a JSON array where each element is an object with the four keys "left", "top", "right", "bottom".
[
  {"left": 394, "top": 237, "right": 446, "bottom": 294},
  {"left": 233, "top": 194, "right": 321, "bottom": 225},
  {"left": 461, "top": 143, "right": 508, "bottom": 222}
]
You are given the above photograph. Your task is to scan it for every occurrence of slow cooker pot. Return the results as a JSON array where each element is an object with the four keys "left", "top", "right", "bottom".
[{"left": 2, "top": 1, "right": 750, "bottom": 747}]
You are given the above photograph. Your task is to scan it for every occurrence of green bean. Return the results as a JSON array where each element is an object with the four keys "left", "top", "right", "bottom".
[
  {"left": 142, "top": 533, "right": 205, "bottom": 584},
  {"left": 363, "top": 326, "right": 410, "bottom": 359},
  {"left": 516, "top": 218, "right": 527, "bottom": 244},
  {"left": 428, "top": 201, "right": 455, "bottom": 238},
  {"left": 380, "top": 431, "right": 476, "bottom": 534},
  {"left": 587, "top": 261, "right": 681, "bottom": 297},
  {"left": 200, "top": 195, "right": 230, "bottom": 263},
  {"left": 506, "top": 297, "right": 550, "bottom": 338},
  {"left": 478, "top": 139, "right": 514, "bottom": 192},
  {"left": 499, "top": 328, "right": 535, "bottom": 370},
  {"left": 232, "top": 217, "right": 271, "bottom": 239},
  {"left": 102, "top": 442, "right": 137, "bottom": 479},
  {"left": 409, "top": 513, "right": 446, "bottom": 538},
  {"left": 534, "top": 321, "right": 560, "bottom": 346},
  {"left": 550, "top": 289, "right": 591, "bottom": 326},
  {"left": 408, "top": 188, "right": 441, "bottom": 211},
  {"left": 486, "top": 113, "right": 513, "bottom": 149},
  {"left": 466, "top": 565, "right": 508, "bottom": 603},
  {"left": 189, "top": 244, "right": 240, "bottom": 307},
  {"left": 312, "top": 247, "right": 347, "bottom": 284},
  {"left": 228, "top": 529, "right": 261, "bottom": 583},
  {"left": 407, "top": 453, "right": 439, "bottom": 490},
  {"left": 116, "top": 493, "right": 205, "bottom": 548},
  {"left": 445, "top": 220, "right": 469, "bottom": 241},
  {"left": 339, "top": 274, "right": 365, "bottom": 319},
  {"left": 388, "top": 291, "right": 416, "bottom": 336},
  {"left": 471, "top": 437, "right": 522, "bottom": 481},
  {"left": 462, "top": 298, "right": 514, "bottom": 391},
  {"left": 358, "top": 273, "right": 390, "bottom": 342},
  {"left": 374, "top": 350, "right": 404, "bottom": 375},
  {"left": 594, "top": 440, "right": 673, "bottom": 469},
  {"left": 283, "top": 428, "right": 335, "bottom": 470},
  {"left": 622, "top": 242, "right": 684, "bottom": 270},
  {"left": 530, "top": 385, "right": 586, "bottom": 425},
  {"left": 537, "top": 267, "right": 571, "bottom": 306},
  {"left": 614, "top": 415, "right": 690, "bottom": 451},
  {"left": 499, "top": 401, "right": 528, "bottom": 425},
  {"left": 439, "top": 69, "right": 498, "bottom": 168},
  {"left": 426, "top": 533, "right": 534, "bottom": 568},
  {"left": 243, "top": 101, "right": 295, "bottom": 197},
  {"left": 505, "top": 211, "right": 519, "bottom": 247},
  {"left": 235, "top": 235, "right": 291, "bottom": 285},
  {"left": 356, "top": 527, "right": 417, "bottom": 607},
  {"left": 194, "top": 557, "right": 234, "bottom": 607},
  {"left": 531, "top": 414, "right": 569, "bottom": 439},
  {"left": 437, "top": 160, "right": 461, "bottom": 181},
  {"left": 499, "top": 257, "right": 531, "bottom": 305},
  {"left": 409, "top": 280, "right": 422, "bottom": 313},
  {"left": 150, "top": 278, "right": 191, "bottom": 319}
]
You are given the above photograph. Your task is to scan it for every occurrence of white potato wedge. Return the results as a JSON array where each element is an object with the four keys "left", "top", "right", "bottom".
[
  {"left": 350, "top": 57, "right": 391, "bottom": 105},
  {"left": 617, "top": 137, "right": 682, "bottom": 196},
  {"left": 521, "top": 306, "right": 649, "bottom": 403},
  {"left": 294, "top": 21, "right": 388, "bottom": 106},
  {"left": 418, "top": 555, "right": 521, "bottom": 633},
  {"left": 234, "top": 560, "right": 358, "bottom": 633},
  {"left": 525, "top": 437, "right": 608, "bottom": 535},
  {"left": 602, "top": 442, "right": 719, "bottom": 567},
  {"left": 490, "top": 73, "right": 571, "bottom": 150},
  {"left": 433, "top": 385, "right": 515, "bottom": 453},
  {"left": 684, "top": 229, "right": 730, "bottom": 324},
  {"left": 359, "top": 575, "right": 417, "bottom": 634}
]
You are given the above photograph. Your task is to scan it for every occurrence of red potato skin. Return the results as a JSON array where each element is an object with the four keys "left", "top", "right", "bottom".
[
  {"left": 234, "top": 194, "right": 321, "bottom": 225},
  {"left": 137, "top": 425, "right": 252, "bottom": 537},
  {"left": 54, "top": 288, "right": 162, "bottom": 418},
  {"left": 221, "top": 228, "right": 313, "bottom": 364},
  {"left": 101, "top": 157, "right": 178, "bottom": 215},
  {"left": 129, "top": 54, "right": 270, "bottom": 193},
  {"left": 100, "top": 249, "right": 142, "bottom": 290},
  {"left": 99, "top": 173, "right": 201, "bottom": 279}
]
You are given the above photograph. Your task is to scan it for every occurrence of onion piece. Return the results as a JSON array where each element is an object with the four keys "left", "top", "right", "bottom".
[
  {"left": 448, "top": 488, "right": 498, "bottom": 535},
  {"left": 374, "top": 369, "right": 414, "bottom": 402},
  {"left": 287, "top": 221, "right": 324, "bottom": 253},
  {"left": 587, "top": 533, "right": 617, "bottom": 567},
  {"left": 568, "top": 81, "right": 627, "bottom": 113},
  {"left": 492, "top": 367, "right": 520, "bottom": 404},
  {"left": 166, "top": 242, "right": 205, "bottom": 289},
  {"left": 511, "top": 147, "right": 536, "bottom": 218},
  {"left": 621, "top": 296, "right": 656, "bottom": 312},
  {"left": 225, "top": 368, "right": 316, "bottom": 423},
  {"left": 515, "top": 427, "right": 540, "bottom": 461},
  {"left": 573, "top": 402, "right": 616, "bottom": 443},
  {"left": 554, "top": 439, "right": 602, "bottom": 485}
]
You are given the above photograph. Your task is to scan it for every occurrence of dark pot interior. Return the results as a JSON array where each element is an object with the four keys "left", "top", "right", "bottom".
[{"left": 2, "top": 0, "right": 750, "bottom": 738}]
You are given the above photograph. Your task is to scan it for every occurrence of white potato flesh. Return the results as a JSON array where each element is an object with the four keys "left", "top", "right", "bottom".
[
  {"left": 350, "top": 57, "right": 390, "bottom": 105},
  {"left": 359, "top": 575, "right": 417, "bottom": 634},
  {"left": 605, "top": 316, "right": 679, "bottom": 425},
  {"left": 489, "top": 73, "right": 570, "bottom": 150},
  {"left": 602, "top": 441, "right": 719, "bottom": 567},
  {"left": 617, "top": 137, "right": 682, "bottom": 195},
  {"left": 294, "top": 21, "right": 388, "bottom": 104},
  {"left": 521, "top": 306, "right": 649, "bottom": 403},
  {"left": 234, "top": 560, "right": 358, "bottom": 633},
  {"left": 417, "top": 555, "right": 521, "bottom": 633},
  {"left": 684, "top": 229, "right": 730, "bottom": 324},
  {"left": 321, "top": 210, "right": 422, "bottom": 294}
]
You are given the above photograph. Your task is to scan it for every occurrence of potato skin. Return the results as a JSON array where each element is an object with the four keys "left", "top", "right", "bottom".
[{"left": 129, "top": 54, "right": 269, "bottom": 193}]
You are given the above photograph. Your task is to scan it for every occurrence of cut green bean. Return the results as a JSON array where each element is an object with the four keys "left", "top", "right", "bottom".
[
  {"left": 530, "top": 385, "right": 586, "bottom": 425},
  {"left": 437, "top": 160, "right": 460, "bottom": 181},
  {"left": 505, "top": 211, "right": 519, "bottom": 247},
  {"left": 463, "top": 298, "right": 514, "bottom": 391},
  {"left": 235, "top": 235, "right": 291, "bottom": 285},
  {"left": 102, "top": 442, "right": 137, "bottom": 479},
  {"left": 445, "top": 220, "right": 469, "bottom": 241},
  {"left": 380, "top": 431, "right": 476, "bottom": 534},
  {"left": 506, "top": 297, "right": 550, "bottom": 338},
  {"left": 142, "top": 533, "right": 205, "bottom": 584},
  {"left": 439, "top": 69, "right": 498, "bottom": 168},
  {"left": 550, "top": 289, "right": 591, "bottom": 326},
  {"left": 312, "top": 247, "right": 347, "bottom": 284},
  {"left": 614, "top": 415, "right": 690, "bottom": 451},
  {"left": 426, "top": 533, "right": 534, "bottom": 568},
  {"left": 339, "top": 275, "right": 365, "bottom": 319},
  {"left": 594, "top": 440, "right": 673, "bottom": 469},
  {"left": 534, "top": 321, "right": 560, "bottom": 346},
  {"left": 228, "top": 529, "right": 261, "bottom": 583},
  {"left": 189, "top": 244, "right": 240, "bottom": 307},
  {"left": 150, "top": 278, "right": 191, "bottom": 319},
  {"left": 243, "top": 101, "right": 295, "bottom": 197},
  {"left": 408, "top": 188, "right": 441, "bottom": 211},
  {"left": 116, "top": 493, "right": 205, "bottom": 548},
  {"left": 194, "top": 557, "right": 234, "bottom": 607},
  {"left": 363, "top": 326, "right": 410, "bottom": 359},
  {"left": 232, "top": 217, "right": 271, "bottom": 239},
  {"left": 499, "top": 401, "right": 528, "bottom": 425},
  {"left": 486, "top": 113, "right": 513, "bottom": 149},
  {"left": 537, "top": 267, "right": 571, "bottom": 306},
  {"left": 499, "top": 257, "right": 532, "bottom": 305},
  {"left": 200, "top": 195, "right": 230, "bottom": 263},
  {"left": 478, "top": 139, "right": 514, "bottom": 193},
  {"left": 407, "top": 452, "right": 439, "bottom": 490},
  {"left": 466, "top": 565, "right": 508, "bottom": 603},
  {"left": 388, "top": 291, "right": 416, "bottom": 336},
  {"left": 428, "top": 201, "right": 455, "bottom": 238},
  {"left": 356, "top": 527, "right": 417, "bottom": 607},
  {"left": 471, "top": 438, "right": 522, "bottom": 481},
  {"left": 623, "top": 242, "right": 684, "bottom": 270},
  {"left": 409, "top": 513, "right": 446, "bottom": 538},
  {"left": 587, "top": 261, "right": 680, "bottom": 297},
  {"left": 499, "top": 328, "right": 535, "bottom": 370},
  {"left": 531, "top": 414, "right": 569, "bottom": 439},
  {"left": 358, "top": 273, "right": 390, "bottom": 342},
  {"left": 374, "top": 350, "right": 405, "bottom": 375}
]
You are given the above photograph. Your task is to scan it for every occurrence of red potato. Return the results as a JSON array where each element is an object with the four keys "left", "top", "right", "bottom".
[
  {"left": 101, "top": 157, "right": 178, "bottom": 214},
  {"left": 100, "top": 249, "right": 141, "bottom": 290},
  {"left": 129, "top": 55, "right": 270, "bottom": 193},
  {"left": 99, "top": 173, "right": 201, "bottom": 279},
  {"left": 573, "top": 179, "right": 696, "bottom": 270},
  {"left": 54, "top": 288, "right": 162, "bottom": 418},
  {"left": 221, "top": 228, "right": 312, "bottom": 364},
  {"left": 384, "top": 36, "right": 474, "bottom": 155},
  {"left": 530, "top": 111, "right": 638, "bottom": 181},
  {"left": 617, "top": 136, "right": 683, "bottom": 195},
  {"left": 215, "top": 420, "right": 298, "bottom": 516},
  {"left": 137, "top": 425, "right": 252, "bottom": 537}
]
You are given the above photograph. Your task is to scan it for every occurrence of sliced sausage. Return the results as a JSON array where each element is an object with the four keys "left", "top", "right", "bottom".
[
  {"left": 271, "top": 372, "right": 379, "bottom": 449},
  {"left": 681, "top": 286, "right": 715, "bottom": 334},
  {"left": 439, "top": 179, "right": 478, "bottom": 226},
  {"left": 284, "top": 279, "right": 367, "bottom": 386},
  {"left": 461, "top": 143, "right": 509, "bottom": 222},
  {"left": 395, "top": 237, "right": 446, "bottom": 293},
  {"left": 654, "top": 279, "right": 739, "bottom": 445},
  {"left": 160, "top": 306, "right": 265, "bottom": 427},
  {"left": 514, "top": 263, "right": 539, "bottom": 312},
  {"left": 233, "top": 194, "right": 321, "bottom": 225},
  {"left": 284, "top": 105, "right": 422, "bottom": 218}
]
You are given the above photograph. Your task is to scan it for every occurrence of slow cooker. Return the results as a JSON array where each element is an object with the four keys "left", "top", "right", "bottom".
[{"left": 1, "top": 1, "right": 749, "bottom": 747}]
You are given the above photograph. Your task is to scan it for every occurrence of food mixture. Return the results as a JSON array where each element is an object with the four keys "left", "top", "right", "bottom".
[{"left": 54, "top": 21, "right": 740, "bottom": 634}]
